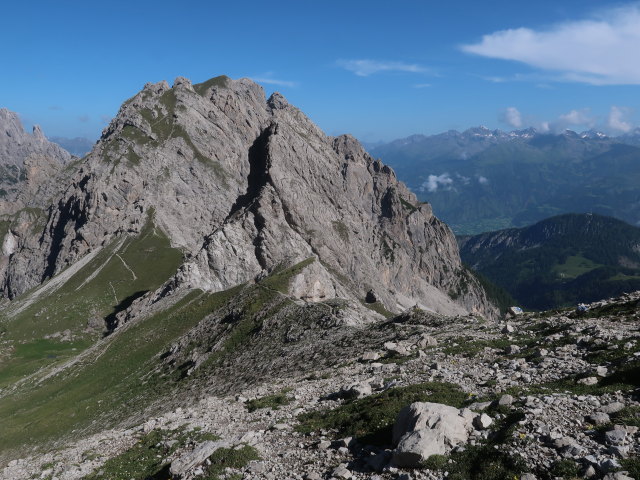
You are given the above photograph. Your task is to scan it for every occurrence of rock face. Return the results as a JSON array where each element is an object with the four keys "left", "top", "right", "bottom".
[
  {"left": 0, "top": 108, "right": 72, "bottom": 208},
  {"left": 392, "top": 402, "right": 474, "bottom": 467},
  {"left": 0, "top": 76, "right": 495, "bottom": 317}
]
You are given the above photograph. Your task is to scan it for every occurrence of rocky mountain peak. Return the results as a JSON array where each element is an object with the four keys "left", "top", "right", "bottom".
[
  {"left": 0, "top": 108, "right": 72, "bottom": 214},
  {"left": 1, "top": 75, "right": 496, "bottom": 318}
]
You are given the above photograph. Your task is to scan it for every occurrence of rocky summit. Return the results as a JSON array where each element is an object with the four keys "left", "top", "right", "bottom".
[{"left": 0, "top": 76, "right": 638, "bottom": 480}]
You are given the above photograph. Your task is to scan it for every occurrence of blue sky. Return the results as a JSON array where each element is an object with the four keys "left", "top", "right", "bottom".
[{"left": 2, "top": 0, "right": 640, "bottom": 142}]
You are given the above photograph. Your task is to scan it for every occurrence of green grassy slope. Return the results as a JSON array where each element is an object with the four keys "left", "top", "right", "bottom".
[
  {"left": 0, "top": 215, "right": 183, "bottom": 389},
  {"left": 0, "top": 258, "right": 316, "bottom": 458}
]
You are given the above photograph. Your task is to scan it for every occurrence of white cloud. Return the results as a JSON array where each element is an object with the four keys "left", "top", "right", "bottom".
[
  {"left": 338, "top": 59, "right": 428, "bottom": 77},
  {"left": 420, "top": 173, "right": 453, "bottom": 193},
  {"left": 413, "top": 83, "right": 432, "bottom": 88},
  {"left": 501, "top": 107, "right": 523, "bottom": 128},
  {"left": 478, "top": 176, "right": 489, "bottom": 185},
  {"left": 461, "top": 4, "right": 640, "bottom": 85},
  {"left": 608, "top": 106, "right": 633, "bottom": 132}
]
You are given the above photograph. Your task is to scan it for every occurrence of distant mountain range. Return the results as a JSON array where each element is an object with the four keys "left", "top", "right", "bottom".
[
  {"left": 459, "top": 213, "right": 640, "bottom": 310},
  {"left": 369, "top": 127, "right": 640, "bottom": 234},
  {"left": 49, "top": 136, "right": 94, "bottom": 157}
]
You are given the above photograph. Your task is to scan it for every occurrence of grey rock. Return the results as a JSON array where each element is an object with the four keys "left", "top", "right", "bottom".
[
  {"left": 331, "top": 464, "right": 352, "bottom": 479},
  {"left": 601, "top": 402, "right": 625, "bottom": 414},
  {"left": 473, "top": 413, "right": 493, "bottom": 430},
  {"left": 600, "top": 458, "right": 622, "bottom": 473},
  {"left": 505, "top": 345, "right": 520, "bottom": 355},
  {"left": 340, "top": 382, "right": 372, "bottom": 399},
  {"left": 502, "top": 324, "right": 515, "bottom": 334},
  {"left": 604, "top": 429, "right": 627, "bottom": 445},
  {"left": 498, "top": 394, "right": 514, "bottom": 406},
  {"left": 416, "top": 333, "right": 437, "bottom": 348},
  {"left": 392, "top": 402, "right": 472, "bottom": 467},
  {"left": 361, "top": 352, "right": 380, "bottom": 361},
  {"left": 583, "top": 465, "right": 597, "bottom": 478},
  {"left": 587, "top": 412, "right": 610, "bottom": 425},
  {"left": 384, "top": 342, "right": 410, "bottom": 357},
  {"left": 552, "top": 437, "right": 576, "bottom": 449},
  {"left": 608, "top": 445, "right": 630, "bottom": 458}
]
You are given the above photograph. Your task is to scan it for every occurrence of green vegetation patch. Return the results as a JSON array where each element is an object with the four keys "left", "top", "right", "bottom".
[
  {"left": 296, "top": 381, "right": 467, "bottom": 446},
  {"left": 400, "top": 197, "right": 418, "bottom": 213},
  {"left": 0, "top": 338, "right": 91, "bottom": 389},
  {"left": 609, "top": 406, "right": 640, "bottom": 428},
  {"left": 552, "top": 254, "right": 602, "bottom": 279},
  {"left": 548, "top": 459, "right": 579, "bottom": 479},
  {"left": 260, "top": 257, "right": 315, "bottom": 294},
  {"left": 202, "top": 445, "right": 260, "bottom": 480},
  {"left": 508, "top": 359, "right": 640, "bottom": 397},
  {"left": 362, "top": 300, "right": 394, "bottom": 319},
  {"left": 331, "top": 221, "right": 349, "bottom": 242},
  {"left": 245, "top": 389, "right": 292, "bottom": 412},
  {"left": 1, "top": 214, "right": 183, "bottom": 341},
  {"left": 433, "top": 445, "right": 528, "bottom": 480},
  {"left": 620, "top": 457, "right": 640, "bottom": 480},
  {"left": 194, "top": 75, "right": 230, "bottom": 96}
]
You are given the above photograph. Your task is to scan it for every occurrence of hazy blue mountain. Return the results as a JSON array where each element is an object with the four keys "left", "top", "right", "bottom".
[
  {"left": 49, "top": 136, "right": 95, "bottom": 157},
  {"left": 370, "top": 128, "right": 640, "bottom": 234},
  {"left": 459, "top": 213, "right": 640, "bottom": 310}
]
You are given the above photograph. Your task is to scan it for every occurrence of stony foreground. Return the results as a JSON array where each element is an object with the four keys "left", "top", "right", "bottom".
[{"left": 2, "top": 291, "right": 638, "bottom": 480}]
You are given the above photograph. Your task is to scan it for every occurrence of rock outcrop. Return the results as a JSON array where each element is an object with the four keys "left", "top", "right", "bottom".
[{"left": 0, "top": 76, "right": 495, "bottom": 317}]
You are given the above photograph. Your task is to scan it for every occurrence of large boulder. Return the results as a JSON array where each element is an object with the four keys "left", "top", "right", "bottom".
[{"left": 392, "top": 402, "right": 473, "bottom": 468}]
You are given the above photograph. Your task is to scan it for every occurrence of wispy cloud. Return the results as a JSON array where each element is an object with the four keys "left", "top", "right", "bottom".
[
  {"left": 48, "top": 105, "right": 62, "bottom": 111},
  {"left": 249, "top": 72, "right": 297, "bottom": 88},
  {"left": 413, "top": 83, "right": 432, "bottom": 88},
  {"left": 77, "top": 114, "right": 90, "bottom": 123},
  {"left": 461, "top": 4, "right": 640, "bottom": 85},
  {"left": 338, "top": 59, "right": 429, "bottom": 77},
  {"left": 500, "top": 107, "right": 523, "bottom": 128},
  {"left": 251, "top": 77, "right": 297, "bottom": 88}
]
